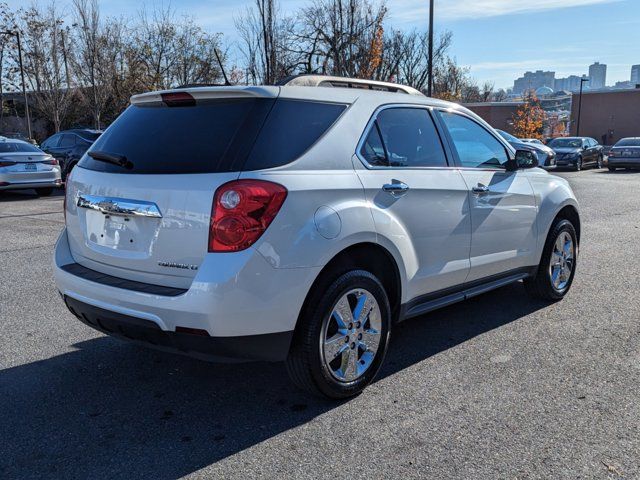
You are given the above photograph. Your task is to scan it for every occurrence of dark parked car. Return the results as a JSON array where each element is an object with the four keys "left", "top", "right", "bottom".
[
  {"left": 607, "top": 137, "right": 640, "bottom": 171},
  {"left": 496, "top": 130, "right": 556, "bottom": 170},
  {"left": 40, "top": 129, "right": 102, "bottom": 180},
  {"left": 548, "top": 137, "right": 604, "bottom": 171}
]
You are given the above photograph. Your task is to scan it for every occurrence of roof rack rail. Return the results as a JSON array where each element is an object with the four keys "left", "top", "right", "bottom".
[{"left": 277, "top": 75, "right": 424, "bottom": 96}]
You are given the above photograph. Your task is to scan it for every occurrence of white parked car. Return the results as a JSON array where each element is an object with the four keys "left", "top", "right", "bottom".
[
  {"left": 0, "top": 137, "right": 62, "bottom": 196},
  {"left": 54, "top": 76, "right": 580, "bottom": 398}
]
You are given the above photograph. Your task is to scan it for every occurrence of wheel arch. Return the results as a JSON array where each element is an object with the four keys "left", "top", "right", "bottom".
[{"left": 293, "top": 242, "right": 404, "bottom": 338}]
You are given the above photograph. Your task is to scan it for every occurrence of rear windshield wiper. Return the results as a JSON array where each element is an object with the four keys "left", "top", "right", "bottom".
[{"left": 88, "top": 151, "right": 133, "bottom": 169}]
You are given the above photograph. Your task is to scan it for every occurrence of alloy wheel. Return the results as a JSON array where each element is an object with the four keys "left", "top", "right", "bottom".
[
  {"left": 549, "top": 231, "right": 575, "bottom": 293},
  {"left": 321, "top": 288, "right": 382, "bottom": 382}
]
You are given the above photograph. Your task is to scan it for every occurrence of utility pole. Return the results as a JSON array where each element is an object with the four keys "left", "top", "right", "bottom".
[
  {"left": 427, "top": 0, "right": 434, "bottom": 97},
  {"left": 576, "top": 77, "right": 589, "bottom": 136},
  {"left": 2, "top": 30, "right": 32, "bottom": 139}
]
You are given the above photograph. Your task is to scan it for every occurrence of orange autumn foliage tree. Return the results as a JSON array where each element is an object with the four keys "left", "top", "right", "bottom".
[{"left": 512, "top": 92, "right": 547, "bottom": 139}]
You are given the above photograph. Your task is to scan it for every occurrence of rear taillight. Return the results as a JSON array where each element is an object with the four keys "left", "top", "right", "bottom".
[
  {"left": 0, "top": 161, "right": 15, "bottom": 167},
  {"left": 42, "top": 158, "right": 58, "bottom": 165},
  {"left": 209, "top": 180, "right": 287, "bottom": 252},
  {"left": 609, "top": 151, "right": 616, "bottom": 157}
]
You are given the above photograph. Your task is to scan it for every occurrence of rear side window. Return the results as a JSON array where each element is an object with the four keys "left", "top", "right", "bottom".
[
  {"left": 243, "top": 100, "right": 346, "bottom": 170},
  {"left": 79, "top": 98, "right": 344, "bottom": 174}
]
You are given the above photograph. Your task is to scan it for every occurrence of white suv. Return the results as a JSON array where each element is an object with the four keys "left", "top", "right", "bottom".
[{"left": 54, "top": 76, "right": 580, "bottom": 398}]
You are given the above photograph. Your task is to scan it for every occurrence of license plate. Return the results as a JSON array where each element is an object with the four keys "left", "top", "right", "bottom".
[
  {"left": 24, "top": 163, "right": 37, "bottom": 171},
  {"left": 623, "top": 150, "right": 633, "bottom": 156}
]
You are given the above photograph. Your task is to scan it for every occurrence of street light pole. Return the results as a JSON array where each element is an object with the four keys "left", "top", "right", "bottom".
[
  {"left": 427, "top": 0, "right": 434, "bottom": 97},
  {"left": 576, "top": 77, "right": 589, "bottom": 137},
  {"left": 2, "top": 30, "right": 32, "bottom": 140}
]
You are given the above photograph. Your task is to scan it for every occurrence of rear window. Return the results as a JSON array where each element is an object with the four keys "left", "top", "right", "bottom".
[
  {"left": 614, "top": 138, "right": 640, "bottom": 147},
  {"left": 0, "top": 142, "right": 42, "bottom": 153},
  {"left": 79, "top": 97, "right": 345, "bottom": 174}
]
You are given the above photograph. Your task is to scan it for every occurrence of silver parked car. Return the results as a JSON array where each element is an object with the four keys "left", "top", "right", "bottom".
[{"left": 0, "top": 137, "right": 62, "bottom": 196}]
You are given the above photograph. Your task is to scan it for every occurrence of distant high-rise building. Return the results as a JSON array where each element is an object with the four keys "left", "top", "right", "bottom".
[
  {"left": 554, "top": 75, "right": 589, "bottom": 92},
  {"left": 588, "top": 62, "right": 607, "bottom": 89},
  {"left": 631, "top": 65, "right": 640, "bottom": 85},
  {"left": 513, "top": 70, "right": 555, "bottom": 94}
]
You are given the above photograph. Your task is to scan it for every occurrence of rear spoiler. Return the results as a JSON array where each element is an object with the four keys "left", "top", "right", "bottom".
[{"left": 130, "top": 86, "right": 280, "bottom": 106}]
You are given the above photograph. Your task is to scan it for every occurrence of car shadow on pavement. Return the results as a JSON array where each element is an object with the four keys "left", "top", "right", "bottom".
[{"left": 0, "top": 283, "right": 548, "bottom": 479}]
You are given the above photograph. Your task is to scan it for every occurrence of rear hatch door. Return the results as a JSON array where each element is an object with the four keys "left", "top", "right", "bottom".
[{"left": 65, "top": 87, "right": 279, "bottom": 288}]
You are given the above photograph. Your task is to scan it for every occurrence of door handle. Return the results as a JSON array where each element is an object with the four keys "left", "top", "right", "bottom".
[
  {"left": 382, "top": 182, "right": 409, "bottom": 196},
  {"left": 472, "top": 185, "right": 490, "bottom": 194}
]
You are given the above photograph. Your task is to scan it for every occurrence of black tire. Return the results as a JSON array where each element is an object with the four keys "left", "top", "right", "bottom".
[
  {"left": 574, "top": 157, "right": 582, "bottom": 171},
  {"left": 35, "top": 187, "right": 54, "bottom": 196},
  {"left": 608, "top": 167, "right": 616, "bottom": 172},
  {"left": 524, "top": 219, "right": 578, "bottom": 301},
  {"left": 286, "top": 269, "right": 391, "bottom": 399}
]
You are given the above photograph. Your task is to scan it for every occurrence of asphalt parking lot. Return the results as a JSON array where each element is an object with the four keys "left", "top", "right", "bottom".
[{"left": 1, "top": 169, "right": 639, "bottom": 479}]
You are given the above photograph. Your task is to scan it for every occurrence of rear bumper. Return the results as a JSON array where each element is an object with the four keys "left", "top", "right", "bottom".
[
  {"left": 54, "top": 228, "right": 321, "bottom": 362},
  {"left": 0, "top": 178, "right": 62, "bottom": 190},
  {"left": 64, "top": 295, "right": 293, "bottom": 362},
  {"left": 608, "top": 158, "right": 640, "bottom": 168}
]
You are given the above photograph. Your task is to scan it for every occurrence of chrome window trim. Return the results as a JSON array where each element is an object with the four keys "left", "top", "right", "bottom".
[{"left": 355, "top": 104, "right": 452, "bottom": 171}]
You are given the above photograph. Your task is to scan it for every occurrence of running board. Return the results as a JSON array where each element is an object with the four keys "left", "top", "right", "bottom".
[{"left": 402, "top": 272, "right": 531, "bottom": 320}]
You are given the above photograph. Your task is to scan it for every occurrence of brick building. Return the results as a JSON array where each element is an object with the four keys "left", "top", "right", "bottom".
[
  {"left": 571, "top": 88, "right": 640, "bottom": 144},
  {"left": 463, "top": 102, "right": 524, "bottom": 134}
]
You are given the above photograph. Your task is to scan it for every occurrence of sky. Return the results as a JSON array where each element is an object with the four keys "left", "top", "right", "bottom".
[{"left": 6, "top": 0, "right": 640, "bottom": 89}]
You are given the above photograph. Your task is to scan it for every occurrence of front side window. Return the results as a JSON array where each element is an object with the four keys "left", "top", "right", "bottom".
[
  {"left": 440, "top": 112, "right": 509, "bottom": 169},
  {"left": 359, "top": 107, "right": 448, "bottom": 168}
]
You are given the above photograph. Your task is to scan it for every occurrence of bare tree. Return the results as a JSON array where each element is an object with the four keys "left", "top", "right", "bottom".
[
  {"left": 72, "top": 0, "right": 111, "bottom": 128},
  {"left": 236, "top": 0, "right": 297, "bottom": 84},
  {"left": 12, "top": 3, "right": 74, "bottom": 132}
]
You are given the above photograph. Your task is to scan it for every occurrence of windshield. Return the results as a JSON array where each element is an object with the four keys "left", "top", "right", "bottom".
[
  {"left": 549, "top": 138, "right": 582, "bottom": 148},
  {"left": 496, "top": 129, "right": 519, "bottom": 143},
  {"left": 77, "top": 131, "right": 102, "bottom": 142},
  {"left": 0, "top": 142, "right": 42, "bottom": 153},
  {"left": 614, "top": 138, "right": 640, "bottom": 147}
]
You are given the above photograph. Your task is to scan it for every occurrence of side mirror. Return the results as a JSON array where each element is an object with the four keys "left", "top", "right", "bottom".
[{"left": 507, "top": 149, "right": 539, "bottom": 171}]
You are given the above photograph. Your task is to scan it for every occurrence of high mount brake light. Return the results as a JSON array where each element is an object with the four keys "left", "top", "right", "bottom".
[
  {"left": 209, "top": 180, "right": 287, "bottom": 253},
  {"left": 161, "top": 92, "right": 196, "bottom": 107}
]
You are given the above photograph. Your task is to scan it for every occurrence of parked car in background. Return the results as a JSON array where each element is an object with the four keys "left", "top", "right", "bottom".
[
  {"left": 0, "top": 137, "right": 61, "bottom": 196},
  {"left": 548, "top": 137, "right": 604, "bottom": 171},
  {"left": 496, "top": 129, "right": 556, "bottom": 170},
  {"left": 54, "top": 77, "right": 581, "bottom": 398},
  {"left": 0, "top": 132, "right": 38, "bottom": 146},
  {"left": 41, "top": 129, "right": 102, "bottom": 180},
  {"left": 607, "top": 137, "right": 640, "bottom": 171}
]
